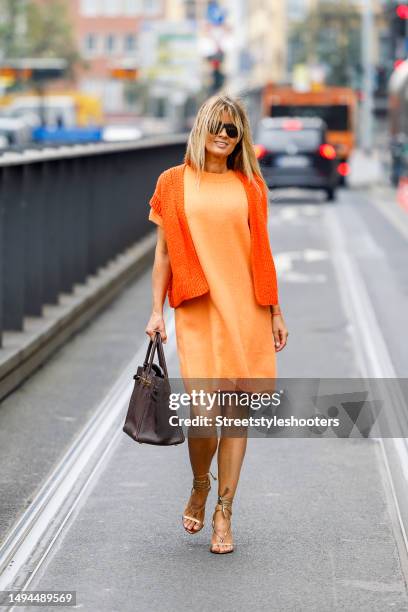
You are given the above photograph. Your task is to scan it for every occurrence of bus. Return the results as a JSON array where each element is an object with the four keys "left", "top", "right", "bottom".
[
  {"left": 261, "top": 84, "right": 358, "bottom": 180},
  {"left": 0, "top": 91, "right": 103, "bottom": 127},
  {"left": 0, "top": 91, "right": 104, "bottom": 145}
]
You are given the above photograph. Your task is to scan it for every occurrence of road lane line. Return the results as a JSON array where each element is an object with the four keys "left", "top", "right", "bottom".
[
  {"left": 325, "top": 206, "right": 408, "bottom": 573},
  {"left": 371, "top": 188, "right": 408, "bottom": 242},
  {"left": 325, "top": 208, "right": 394, "bottom": 378},
  {"left": 0, "top": 311, "right": 176, "bottom": 595}
]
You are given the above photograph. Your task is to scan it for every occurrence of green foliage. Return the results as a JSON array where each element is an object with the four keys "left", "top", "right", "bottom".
[
  {"left": 290, "top": 0, "right": 362, "bottom": 86},
  {"left": 0, "top": 0, "right": 83, "bottom": 78},
  {"left": 25, "top": 0, "right": 83, "bottom": 78},
  {"left": 0, "top": 0, "right": 28, "bottom": 58}
]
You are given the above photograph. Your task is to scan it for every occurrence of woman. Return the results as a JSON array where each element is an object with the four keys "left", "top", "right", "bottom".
[{"left": 145, "top": 94, "right": 288, "bottom": 554}]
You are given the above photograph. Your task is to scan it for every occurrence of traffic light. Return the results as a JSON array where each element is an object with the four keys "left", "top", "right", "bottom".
[
  {"left": 396, "top": 4, "right": 408, "bottom": 19},
  {"left": 395, "top": 4, "right": 408, "bottom": 35},
  {"left": 212, "top": 66, "right": 225, "bottom": 92},
  {"left": 208, "top": 49, "right": 225, "bottom": 93},
  {"left": 391, "top": 2, "right": 408, "bottom": 61}
]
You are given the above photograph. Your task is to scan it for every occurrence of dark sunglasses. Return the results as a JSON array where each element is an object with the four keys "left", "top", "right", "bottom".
[{"left": 209, "top": 121, "right": 239, "bottom": 139}]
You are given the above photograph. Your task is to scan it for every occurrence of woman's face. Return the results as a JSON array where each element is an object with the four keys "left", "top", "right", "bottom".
[{"left": 205, "top": 110, "right": 239, "bottom": 160}]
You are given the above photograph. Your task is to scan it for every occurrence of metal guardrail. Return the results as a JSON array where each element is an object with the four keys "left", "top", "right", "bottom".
[{"left": 0, "top": 134, "right": 188, "bottom": 346}]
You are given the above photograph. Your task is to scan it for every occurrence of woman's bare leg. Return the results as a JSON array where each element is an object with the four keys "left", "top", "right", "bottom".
[
  {"left": 183, "top": 435, "right": 218, "bottom": 532},
  {"left": 210, "top": 435, "right": 247, "bottom": 551},
  {"left": 217, "top": 436, "right": 247, "bottom": 500},
  {"left": 188, "top": 435, "right": 218, "bottom": 475},
  {"left": 211, "top": 392, "right": 249, "bottom": 552}
]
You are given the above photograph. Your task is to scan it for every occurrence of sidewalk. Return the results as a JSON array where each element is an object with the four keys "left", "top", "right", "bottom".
[
  {"left": 369, "top": 182, "right": 408, "bottom": 242},
  {"left": 348, "top": 149, "right": 385, "bottom": 189}
]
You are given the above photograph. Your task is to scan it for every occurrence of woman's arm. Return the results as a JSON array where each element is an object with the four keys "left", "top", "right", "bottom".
[
  {"left": 269, "top": 304, "right": 288, "bottom": 352},
  {"left": 145, "top": 226, "right": 171, "bottom": 343},
  {"left": 260, "top": 181, "right": 288, "bottom": 351},
  {"left": 259, "top": 184, "right": 289, "bottom": 350}
]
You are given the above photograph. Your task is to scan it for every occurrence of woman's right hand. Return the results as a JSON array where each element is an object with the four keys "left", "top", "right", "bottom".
[{"left": 145, "top": 311, "right": 167, "bottom": 344}]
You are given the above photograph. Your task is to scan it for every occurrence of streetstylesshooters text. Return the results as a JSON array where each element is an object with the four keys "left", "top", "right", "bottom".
[{"left": 167, "top": 390, "right": 340, "bottom": 429}]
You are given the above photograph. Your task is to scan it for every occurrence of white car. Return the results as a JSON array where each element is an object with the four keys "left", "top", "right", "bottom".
[
  {"left": 102, "top": 125, "right": 143, "bottom": 142},
  {"left": 0, "top": 116, "right": 33, "bottom": 147}
]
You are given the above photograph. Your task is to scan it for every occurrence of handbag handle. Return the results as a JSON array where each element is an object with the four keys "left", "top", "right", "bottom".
[
  {"left": 143, "top": 335, "right": 156, "bottom": 369},
  {"left": 143, "top": 332, "right": 168, "bottom": 378},
  {"left": 155, "top": 333, "right": 168, "bottom": 378},
  {"left": 144, "top": 333, "right": 159, "bottom": 372}
]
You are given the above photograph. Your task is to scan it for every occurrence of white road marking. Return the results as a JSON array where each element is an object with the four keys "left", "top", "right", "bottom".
[
  {"left": 324, "top": 206, "right": 408, "bottom": 567},
  {"left": 0, "top": 310, "right": 176, "bottom": 596},
  {"left": 274, "top": 249, "right": 329, "bottom": 283},
  {"left": 371, "top": 189, "right": 408, "bottom": 242},
  {"left": 269, "top": 204, "right": 323, "bottom": 226}
]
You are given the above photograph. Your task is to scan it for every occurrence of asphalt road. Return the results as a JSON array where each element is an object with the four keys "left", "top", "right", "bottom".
[{"left": 1, "top": 179, "right": 408, "bottom": 611}]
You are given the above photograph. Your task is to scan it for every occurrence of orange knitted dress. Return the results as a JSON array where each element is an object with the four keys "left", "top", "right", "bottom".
[{"left": 148, "top": 164, "right": 276, "bottom": 388}]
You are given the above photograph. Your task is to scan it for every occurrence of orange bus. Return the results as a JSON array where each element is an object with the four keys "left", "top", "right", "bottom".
[{"left": 261, "top": 84, "right": 358, "bottom": 179}]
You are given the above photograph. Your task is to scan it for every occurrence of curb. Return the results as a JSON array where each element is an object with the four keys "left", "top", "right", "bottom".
[{"left": 0, "top": 232, "right": 156, "bottom": 403}]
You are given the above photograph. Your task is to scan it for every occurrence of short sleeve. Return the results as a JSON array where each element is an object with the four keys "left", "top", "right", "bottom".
[
  {"left": 148, "top": 207, "right": 163, "bottom": 227},
  {"left": 255, "top": 175, "right": 269, "bottom": 222},
  {"left": 148, "top": 172, "right": 164, "bottom": 227},
  {"left": 149, "top": 173, "right": 163, "bottom": 215}
]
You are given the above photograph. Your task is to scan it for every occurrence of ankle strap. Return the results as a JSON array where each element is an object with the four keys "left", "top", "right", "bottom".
[
  {"left": 216, "top": 495, "right": 233, "bottom": 518},
  {"left": 192, "top": 470, "right": 217, "bottom": 491}
]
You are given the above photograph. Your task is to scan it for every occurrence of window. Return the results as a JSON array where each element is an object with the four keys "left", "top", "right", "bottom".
[
  {"left": 80, "top": 0, "right": 99, "bottom": 16},
  {"left": 102, "top": 0, "right": 122, "bottom": 15},
  {"left": 105, "top": 34, "right": 117, "bottom": 55},
  {"left": 124, "top": 0, "right": 140, "bottom": 14},
  {"left": 83, "top": 33, "right": 98, "bottom": 56},
  {"left": 256, "top": 128, "right": 322, "bottom": 151},
  {"left": 103, "top": 81, "right": 123, "bottom": 113},
  {"left": 124, "top": 34, "right": 137, "bottom": 53},
  {"left": 270, "top": 105, "right": 349, "bottom": 132},
  {"left": 143, "top": 0, "right": 160, "bottom": 15}
]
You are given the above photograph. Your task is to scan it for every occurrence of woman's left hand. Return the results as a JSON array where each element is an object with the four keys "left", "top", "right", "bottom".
[{"left": 272, "top": 314, "right": 288, "bottom": 352}]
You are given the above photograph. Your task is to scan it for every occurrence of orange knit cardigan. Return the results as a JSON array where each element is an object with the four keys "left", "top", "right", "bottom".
[{"left": 149, "top": 162, "right": 279, "bottom": 309}]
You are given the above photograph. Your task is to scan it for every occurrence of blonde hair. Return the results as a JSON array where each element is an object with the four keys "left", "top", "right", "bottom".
[{"left": 184, "top": 94, "right": 266, "bottom": 194}]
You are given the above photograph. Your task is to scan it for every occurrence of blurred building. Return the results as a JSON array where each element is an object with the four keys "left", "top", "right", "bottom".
[
  {"left": 65, "top": 0, "right": 206, "bottom": 126},
  {"left": 27, "top": 0, "right": 289, "bottom": 126},
  {"left": 68, "top": 0, "right": 164, "bottom": 116},
  {"left": 287, "top": 0, "right": 314, "bottom": 19},
  {"left": 204, "top": 0, "right": 286, "bottom": 132},
  {"left": 247, "top": 0, "right": 287, "bottom": 88}
]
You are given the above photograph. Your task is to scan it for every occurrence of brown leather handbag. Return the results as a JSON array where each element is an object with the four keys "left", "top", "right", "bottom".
[{"left": 122, "top": 331, "right": 185, "bottom": 445}]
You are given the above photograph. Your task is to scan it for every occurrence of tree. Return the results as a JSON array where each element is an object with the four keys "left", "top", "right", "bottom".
[
  {"left": 25, "top": 0, "right": 83, "bottom": 79},
  {"left": 0, "top": 1, "right": 83, "bottom": 76},
  {"left": 290, "top": 0, "right": 361, "bottom": 87},
  {"left": 0, "top": 0, "right": 28, "bottom": 59}
]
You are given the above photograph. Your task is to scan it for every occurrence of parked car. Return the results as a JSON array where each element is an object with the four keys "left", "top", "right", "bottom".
[
  {"left": 0, "top": 115, "right": 33, "bottom": 148},
  {"left": 253, "top": 117, "right": 339, "bottom": 200},
  {"left": 102, "top": 124, "right": 143, "bottom": 142}
]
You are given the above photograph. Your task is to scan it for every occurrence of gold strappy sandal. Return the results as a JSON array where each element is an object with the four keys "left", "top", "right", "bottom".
[
  {"left": 210, "top": 495, "right": 234, "bottom": 554},
  {"left": 182, "top": 471, "right": 217, "bottom": 534}
]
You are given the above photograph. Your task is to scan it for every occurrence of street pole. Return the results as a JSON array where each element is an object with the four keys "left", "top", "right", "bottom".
[
  {"left": 228, "top": 0, "right": 247, "bottom": 95},
  {"left": 361, "top": 0, "right": 374, "bottom": 154}
]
